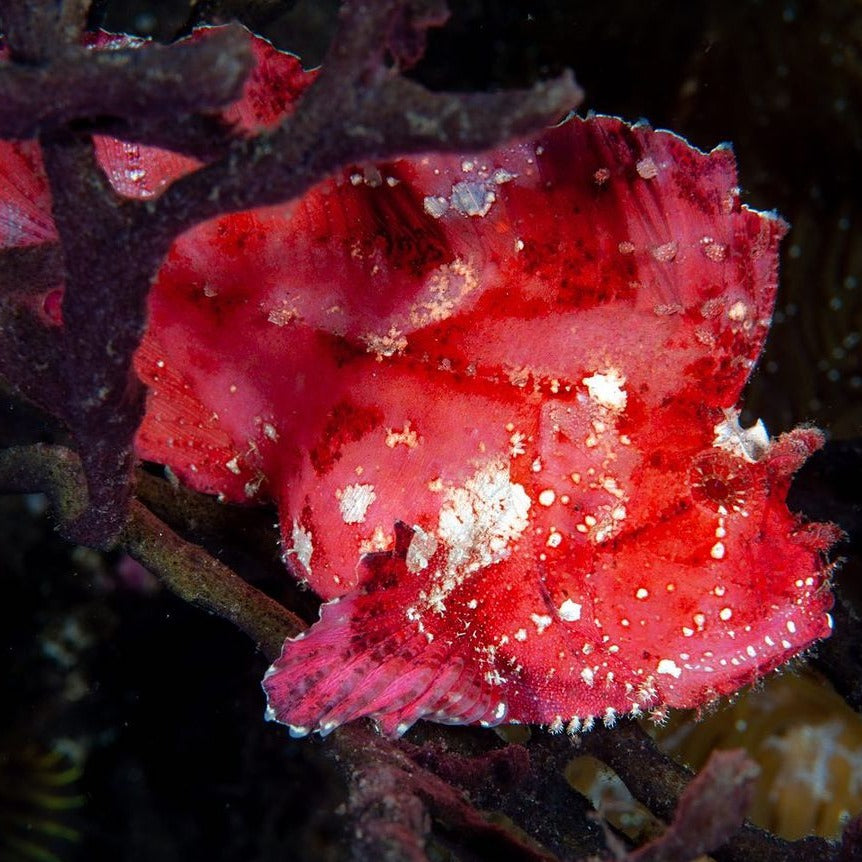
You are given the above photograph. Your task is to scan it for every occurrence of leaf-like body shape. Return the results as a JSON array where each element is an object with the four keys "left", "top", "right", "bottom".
[
  {"left": 0, "top": 31, "right": 837, "bottom": 736},
  {"left": 134, "top": 109, "right": 837, "bottom": 734}
]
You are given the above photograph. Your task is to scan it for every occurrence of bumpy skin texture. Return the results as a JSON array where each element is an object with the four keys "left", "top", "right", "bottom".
[{"left": 0, "top": 31, "right": 837, "bottom": 737}]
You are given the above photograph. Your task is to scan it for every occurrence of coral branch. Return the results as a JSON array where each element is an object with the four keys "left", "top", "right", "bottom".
[
  {"left": 415, "top": 734, "right": 608, "bottom": 859},
  {"left": 122, "top": 502, "right": 302, "bottom": 658},
  {"left": 149, "top": 1, "right": 581, "bottom": 234},
  {"left": 0, "top": 26, "right": 253, "bottom": 138},
  {"left": 580, "top": 722, "right": 845, "bottom": 862},
  {"left": 0, "top": 301, "right": 62, "bottom": 409},
  {"left": 151, "top": 66, "right": 579, "bottom": 233},
  {"left": 39, "top": 133, "right": 154, "bottom": 543},
  {"left": 0, "top": 443, "right": 88, "bottom": 525},
  {"left": 0, "top": 244, "right": 62, "bottom": 295},
  {"left": 0, "top": 443, "right": 303, "bottom": 655},
  {"left": 0, "top": 0, "right": 89, "bottom": 62},
  {"left": 629, "top": 749, "right": 758, "bottom": 862},
  {"left": 333, "top": 723, "right": 565, "bottom": 862}
]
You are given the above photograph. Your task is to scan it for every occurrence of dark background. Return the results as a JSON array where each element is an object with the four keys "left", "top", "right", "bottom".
[{"left": 2, "top": 2, "right": 860, "bottom": 859}]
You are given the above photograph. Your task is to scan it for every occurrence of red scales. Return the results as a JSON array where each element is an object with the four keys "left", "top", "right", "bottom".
[{"left": 0, "top": 30, "right": 838, "bottom": 737}]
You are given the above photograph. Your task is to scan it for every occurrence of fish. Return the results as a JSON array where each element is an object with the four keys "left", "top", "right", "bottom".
[{"left": 0, "top": 29, "right": 838, "bottom": 738}]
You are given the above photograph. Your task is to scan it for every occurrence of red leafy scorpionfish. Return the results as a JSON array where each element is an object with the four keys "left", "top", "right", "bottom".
[{"left": 0, "top": 30, "right": 838, "bottom": 738}]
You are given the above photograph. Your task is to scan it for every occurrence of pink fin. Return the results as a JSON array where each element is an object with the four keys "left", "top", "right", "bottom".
[{"left": 263, "top": 525, "right": 504, "bottom": 737}]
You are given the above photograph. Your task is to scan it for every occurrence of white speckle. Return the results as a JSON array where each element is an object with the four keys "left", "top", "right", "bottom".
[
  {"left": 746, "top": 645, "right": 757, "bottom": 658},
  {"left": 719, "top": 607, "right": 733, "bottom": 622},
  {"left": 710, "top": 541, "right": 726, "bottom": 560},
  {"left": 700, "top": 236, "right": 727, "bottom": 263},
  {"left": 728, "top": 300, "right": 748, "bottom": 321},
  {"left": 244, "top": 475, "right": 263, "bottom": 498},
  {"left": 423, "top": 195, "right": 448, "bottom": 218},
  {"left": 467, "top": 599, "right": 478, "bottom": 609},
  {"left": 514, "top": 628, "right": 528, "bottom": 642},
  {"left": 558, "top": 599, "right": 582, "bottom": 622},
  {"left": 657, "top": 658, "right": 682, "bottom": 678},
  {"left": 538, "top": 489, "right": 556, "bottom": 507},
  {"left": 531, "top": 458, "right": 542, "bottom": 473},
  {"left": 485, "top": 669, "right": 506, "bottom": 686},
  {"left": 582, "top": 368, "right": 628, "bottom": 411},
  {"left": 531, "top": 613, "right": 553, "bottom": 634},
  {"left": 651, "top": 241, "right": 678, "bottom": 262},
  {"left": 580, "top": 667, "right": 595, "bottom": 686},
  {"left": 713, "top": 408, "right": 770, "bottom": 462},
  {"left": 546, "top": 531, "right": 562, "bottom": 548},
  {"left": 700, "top": 236, "right": 727, "bottom": 261},
  {"left": 450, "top": 180, "right": 496, "bottom": 217},
  {"left": 263, "top": 422, "right": 279, "bottom": 441},
  {"left": 362, "top": 325, "right": 408, "bottom": 358},
  {"left": 635, "top": 588, "right": 649, "bottom": 600},
  {"left": 693, "top": 613, "right": 706, "bottom": 628},
  {"left": 385, "top": 421, "right": 419, "bottom": 449},
  {"left": 492, "top": 168, "right": 516, "bottom": 185},
  {"left": 494, "top": 702, "right": 507, "bottom": 720},
  {"left": 603, "top": 707, "right": 617, "bottom": 728},
  {"left": 509, "top": 431, "right": 526, "bottom": 457},
  {"left": 286, "top": 521, "right": 313, "bottom": 573},
  {"left": 636, "top": 157, "right": 658, "bottom": 179},
  {"left": 406, "top": 525, "right": 438, "bottom": 573},
  {"left": 713, "top": 585, "right": 726, "bottom": 597},
  {"left": 437, "top": 459, "right": 531, "bottom": 578},
  {"left": 786, "top": 619, "right": 797, "bottom": 634},
  {"left": 682, "top": 626, "right": 694, "bottom": 637},
  {"left": 337, "top": 483, "right": 377, "bottom": 524}
]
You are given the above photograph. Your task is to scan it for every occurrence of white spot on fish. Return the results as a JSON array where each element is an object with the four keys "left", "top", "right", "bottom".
[
  {"left": 636, "top": 157, "right": 658, "bottom": 179},
  {"left": 337, "top": 483, "right": 377, "bottom": 524},
  {"left": 713, "top": 408, "right": 770, "bottom": 462},
  {"left": 531, "top": 613, "right": 553, "bottom": 634},
  {"left": 286, "top": 520, "right": 313, "bottom": 573},
  {"left": 657, "top": 658, "right": 682, "bottom": 678},
  {"left": 538, "top": 489, "right": 556, "bottom": 507},
  {"left": 582, "top": 369, "right": 628, "bottom": 411},
  {"left": 406, "top": 526, "right": 438, "bottom": 573},
  {"left": 558, "top": 599, "right": 582, "bottom": 622}
]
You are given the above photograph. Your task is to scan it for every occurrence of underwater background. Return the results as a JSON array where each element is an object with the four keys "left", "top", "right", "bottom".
[{"left": 2, "top": 1, "right": 861, "bottom": 859}]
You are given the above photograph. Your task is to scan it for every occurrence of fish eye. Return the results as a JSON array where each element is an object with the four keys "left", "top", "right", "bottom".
[{"left": 688, "top": 451, "right": 753, "bottom": 513}]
